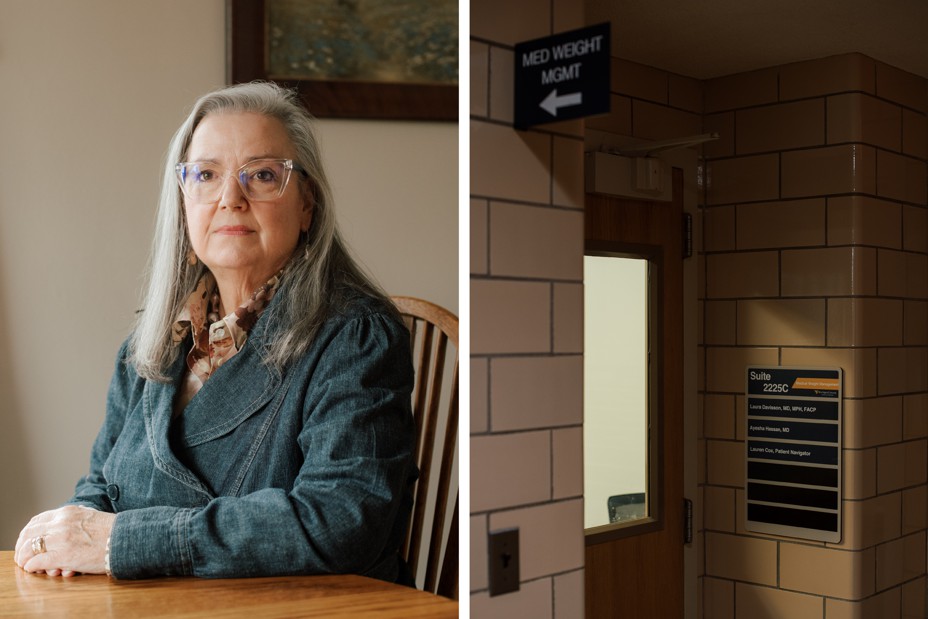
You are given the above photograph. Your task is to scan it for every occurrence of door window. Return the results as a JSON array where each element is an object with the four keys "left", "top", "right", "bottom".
[{"left": 584, "top": 254, "right": 654, "bottom": 532}]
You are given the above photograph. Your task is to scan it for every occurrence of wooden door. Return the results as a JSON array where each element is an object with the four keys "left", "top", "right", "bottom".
[{"left": 584, "top": 169, "right": 685, "bottom": 618}]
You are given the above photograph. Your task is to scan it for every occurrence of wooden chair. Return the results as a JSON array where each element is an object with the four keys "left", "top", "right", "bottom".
[{"left": 392, "top": 296, "right": 458, "bottom": 600}]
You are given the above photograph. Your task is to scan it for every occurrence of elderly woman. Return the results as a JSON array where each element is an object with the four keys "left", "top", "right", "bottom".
[{"left": 13, "top": 82, "right": 416, "bottom": 583}]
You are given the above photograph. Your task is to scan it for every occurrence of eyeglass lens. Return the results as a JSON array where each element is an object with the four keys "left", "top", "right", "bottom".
[{"left": 178, "top": 159, "right": 292, "bottom": 202}]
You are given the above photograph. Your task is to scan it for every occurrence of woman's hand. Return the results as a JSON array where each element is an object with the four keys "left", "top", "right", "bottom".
[{"left": 14, "top": 505, "right": 115, "bottom": 577}]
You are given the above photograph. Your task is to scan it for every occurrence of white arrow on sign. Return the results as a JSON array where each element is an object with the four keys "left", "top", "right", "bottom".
[{"left": 539, "top": 89, "right": 583, "bottom": 116}]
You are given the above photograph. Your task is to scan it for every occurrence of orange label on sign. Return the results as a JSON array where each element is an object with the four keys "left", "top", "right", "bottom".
[{"left": 792, "top": 377, "right": 840, "bottom": 391}]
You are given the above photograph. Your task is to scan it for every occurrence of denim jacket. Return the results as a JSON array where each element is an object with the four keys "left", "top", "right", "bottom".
[{"left": 68, "top": 291, "right": 416, "bottom": 582}]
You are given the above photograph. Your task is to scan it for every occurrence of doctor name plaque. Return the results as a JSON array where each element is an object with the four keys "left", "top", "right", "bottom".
[{"left": 745, "top": 366, "right": 842, "bottom": 543}]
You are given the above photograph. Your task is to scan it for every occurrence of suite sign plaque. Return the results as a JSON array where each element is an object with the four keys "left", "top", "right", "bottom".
[
  {"left": 513, "top": 23, "right": 610, "bottom": 129},
  {"left": 745, "top": 366, "right": 842, "bottom": 543}
]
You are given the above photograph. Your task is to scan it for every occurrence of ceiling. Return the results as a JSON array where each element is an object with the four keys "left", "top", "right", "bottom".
[{"left": 586, "top": 0, "right": 928, "bottom": 80}]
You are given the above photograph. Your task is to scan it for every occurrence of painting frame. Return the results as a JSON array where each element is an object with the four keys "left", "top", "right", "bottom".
[{"left": 227, "top": 0, "right": 458, "bottom": 121}]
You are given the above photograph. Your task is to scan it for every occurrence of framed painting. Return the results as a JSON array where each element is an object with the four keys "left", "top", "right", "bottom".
[{"left": 228, "top": 0, "right": 458, "bottom": 121}]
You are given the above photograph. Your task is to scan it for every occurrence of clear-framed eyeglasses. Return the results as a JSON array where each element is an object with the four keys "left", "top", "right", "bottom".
[{"left": 175, "top": 158, "right": 306, "bottom": 203}]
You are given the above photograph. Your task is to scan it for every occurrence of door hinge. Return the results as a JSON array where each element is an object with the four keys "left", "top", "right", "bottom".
[
  {"left": 682, "top": 212, "right": 693, "bottom": 259},
  {"left": 684, "top": 498, "right": 693, "bottom": 544}
]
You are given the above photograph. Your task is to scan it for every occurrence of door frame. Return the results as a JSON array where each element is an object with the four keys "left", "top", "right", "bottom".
[{"left": 582, "top": 132, "right": 700, "bottom": 618}]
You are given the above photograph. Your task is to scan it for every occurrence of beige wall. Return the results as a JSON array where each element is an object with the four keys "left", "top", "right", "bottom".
[{"left": 0, "top": 0, "right": 457, "bottom": 546}]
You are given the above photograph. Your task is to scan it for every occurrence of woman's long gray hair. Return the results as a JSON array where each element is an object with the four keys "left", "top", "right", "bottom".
[{"left": 128, "top": 81, "right": 388, "bottom": 382}]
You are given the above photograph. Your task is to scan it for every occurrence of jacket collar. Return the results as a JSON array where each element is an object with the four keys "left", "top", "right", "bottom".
[{"left": 141, "top": 278, "right": 290, "bottom": 493}]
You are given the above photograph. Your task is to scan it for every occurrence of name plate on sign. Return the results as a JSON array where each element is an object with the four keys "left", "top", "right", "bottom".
[{"left": 745, "top": 366, "right": 842, "bottom": 543}]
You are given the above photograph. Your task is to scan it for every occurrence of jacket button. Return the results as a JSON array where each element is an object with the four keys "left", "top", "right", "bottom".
[{"left": 106, "top": 484, "right": 120, "bottom": 502}]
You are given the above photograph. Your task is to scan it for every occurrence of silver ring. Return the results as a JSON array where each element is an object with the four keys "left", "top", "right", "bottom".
[{"left": 31, "top": 536, "right": 47, "bottom": 555}]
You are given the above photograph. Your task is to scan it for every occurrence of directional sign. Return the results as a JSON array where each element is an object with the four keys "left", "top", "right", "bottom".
[
  {"left": 514, "top": 23, "right": 610, "bottom": 129},
  {"left": 745, "top": 366, "right": 842, "bottom": 543}
]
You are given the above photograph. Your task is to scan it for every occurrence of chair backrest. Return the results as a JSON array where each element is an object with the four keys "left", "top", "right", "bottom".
[{"left": 392, "top": 295, "right": 458, "bottom": 599}]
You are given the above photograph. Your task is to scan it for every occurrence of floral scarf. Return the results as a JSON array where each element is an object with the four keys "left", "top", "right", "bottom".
[{"left": 171, "top": 271, "right": 281, "bottom": 412}]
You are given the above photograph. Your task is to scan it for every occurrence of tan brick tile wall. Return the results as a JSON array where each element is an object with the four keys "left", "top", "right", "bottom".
[
  {"left": 878, "top": 347, "right": 928, "bottom": 395},
  {"left": 552, "top": 427, "right": 583, "bottom": 499},
  {"left": 669, "top": 73, "right": 703, "bottom": 113},
  {"left": 471, "top": 0, "right": 550, "bottom": 45},
  {"left": 703, "top": 577, "right": 734, "bottom": 619},
  {"left": 736, "top": 99, "right": 825, "bottom": 154},
  {"left": 707, "top": 154, "right": 779, "bottom": 205},
  {"left": 474, "top": 24, "right": 928, "bottom": 616},
  {"left": 827, "top": 298, "right": 904, "bottom": 348},
  {"left": 471, "top": 431, "right": 552, "bottom": 512},
  {"left": 703, "top": 485, "right": 736, "bottom": 532},
  {"left": 488, "top": 202, "right": 583, "bottom": 279},
  {"left": 704, "top": 68, "right": 778, "bottom": 113},
  {"left": 781, "top": 247, "right": 877, "bottom": 297},
  {"left": 827, "top": 196, "right": 902, "bottom": 249},
  {"left": 471, "top": 42, "right": 489, "bottom": 117},
  {"left": 704, "top": 205, "right": 736, "bottom": 252},
  {"left": 779, "top": 543, "right": 875, "bottom": 599},
  {"left": 471, "top": 358, "right": 489, "bottom": 434},
  {"left": 781, "top": 144, "right": 877, "bottom": 198},
  {"left": 470, "top": 3, "right": 585, "bottom": 614},
  {"left": 825, "top": 588, "right": 901, "bottom": 619},
  {"left": 703, "top": 112, "right": 735, "bottom": 159},
  {"left": 471, "top": 514, "right": 489, "bottom": 590},
  {"left": 735, "top": 583, "right": 823, "bottom": 619},
  {"left": 490, "top": 500, "right": 584, "bottom": 580},
  {"left": 471, "top": 578, "right": 554, "bottom": 619},
  {"left": 737, "top": 298, "right": 826, "bottom": 346},
  {"left": 902, "top": 577, "right": 927, "bottom": 618},
  {"left": 704, "top": 300, "right": 736, "bottom": 346},
  {"left": 471, "top": 121, "right": 551, "bottom": 203},
  {"left": 488, "top": 46, "right": 514, "bottom": 124},
  {"left": 552, "top": 136, "right": 585, "bottom": 207},
  {"left": 779, "top": 53, "right": 876, "bottom": 101},
  {"left": 827, "top": 93, "right": 902, "bottom": 151},
  {"left": 471, "top": 280, "right": 551, "bottom": 354},
  {"left": 704, "top": 393, "right": 736, "bottom": 439},
  {"left": 706, "top": 251, "right": 779, "bottom": 298},
  {"left": 780, "top": 347, "right": 878, "bottom": 398},
  {"left": 902, "top": 109, "right": 928, "bottom": 159},
  {"left": 632, "top": 99, "right": 701, "bottom": 141},
  {"left": 904, "top": 394, "right": 928, "bottom": 439},
  {"left": 842, "top": 449, "right": 878, "bottom": 500},
  {"left": 471, "top": 199, "right": 489, "bottom": 274},
  {"left": 584, "top": 94, "right": 632, "bottom": 134},
  {"left": 876, "top": 62, "right": 928, "bottom": 113},
  {"left": 705, "top": 347, "right": 779, "bottom": 393},
  {"left": 552, "top": 283, "right": 583, "bottom": 353},
  {"left": 903, "top": 206, "right": 928, "bottom": 253},
  {"left": 876, "top": 150, "right": 928, "bottom": 204},
  {"left": 552, "top": 570, "right": 584, "bottom": 618},
  {"left": 610, "top": 57, "right": 668, "bottom": 104},
  {"left": 705, "top": 531, "right": 777, "bottom": 585},
  {"left": 490, "top": 356, "right": 583, "bottom": 430},
  {"left": 735, "top": 199, "right": 826, "bottom": 250},
  {"left": 700, "top": 52, "right": 926, "bottom": 618},
  {"left": 842, "top": 396, "right": 904, "bottom": 449},
  {"left": 830, "top": 492, "right": 901, "bottom": 549},
  {"left": 706, "top": 439, "right": 745, "bottom": 487}
]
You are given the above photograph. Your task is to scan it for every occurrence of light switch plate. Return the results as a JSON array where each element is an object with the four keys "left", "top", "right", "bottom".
[{"left": 488, "top": 527, "right": 520, "bottom": 596}]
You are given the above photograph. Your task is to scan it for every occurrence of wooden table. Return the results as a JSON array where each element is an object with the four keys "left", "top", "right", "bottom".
[{"left": 0, "top": 551, "right": 458, "bottom": 617}]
